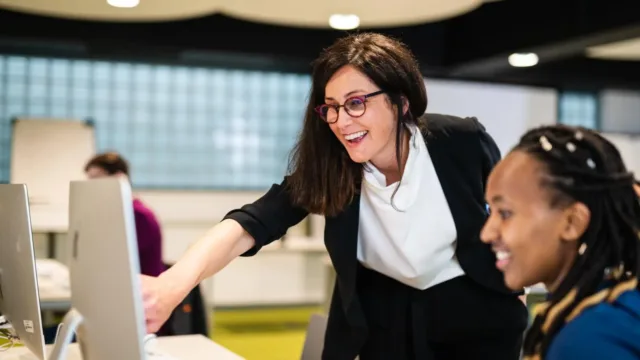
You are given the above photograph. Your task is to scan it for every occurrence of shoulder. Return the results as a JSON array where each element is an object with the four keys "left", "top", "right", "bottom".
[
  {"left": 420, "top": 113, "right": 485, "bottom": 138},
  {"left": 133, "top": 199, "right": 160, "bottom": 228},
  {"left": 546, "top": 290, "right": 640, "bottom": 359}
]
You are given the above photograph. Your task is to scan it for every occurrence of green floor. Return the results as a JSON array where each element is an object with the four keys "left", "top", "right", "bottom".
[{"left": 212, "top": 306, "right": 321, "bottom": 360}]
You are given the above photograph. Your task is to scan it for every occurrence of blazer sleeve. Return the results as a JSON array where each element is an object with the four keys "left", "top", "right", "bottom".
[{"left": 222, "top": 177, "right": 309, "bottom": 256}]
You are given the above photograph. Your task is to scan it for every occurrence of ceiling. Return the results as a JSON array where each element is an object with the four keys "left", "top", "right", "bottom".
[
  {"left": 0, "top": 0, "right": 482, "bottom": 27},
  {"left": 587, "top": 37, "right": 640, "bottom": 61},
  {"left": 1, "top": 0, "right": 640, "bottom": 90}
]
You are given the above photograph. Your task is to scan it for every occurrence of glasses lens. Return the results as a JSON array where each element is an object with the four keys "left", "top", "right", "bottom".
[
  {"left": 325, "top": 106, "right": 339, "bottom": 123},
  {"left": 316, "top": 105, "right": 329, "bottom": 118},
  {"left": 345, "top": 98, "right": 365, "bottom": 117}
]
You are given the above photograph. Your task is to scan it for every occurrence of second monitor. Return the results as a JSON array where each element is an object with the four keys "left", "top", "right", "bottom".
[{"left": 51, "top": 178, "right": 161, "bottom": 360}]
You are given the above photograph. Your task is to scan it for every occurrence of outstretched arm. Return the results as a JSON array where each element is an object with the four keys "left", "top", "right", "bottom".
[{"left": 142, "top": 178, "right": 308, "bottom": 333}]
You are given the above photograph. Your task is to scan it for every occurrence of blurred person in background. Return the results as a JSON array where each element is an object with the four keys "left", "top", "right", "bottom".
[
  {"left": 482, "top": 125, "right": 640, "bottom": 359},
  {"left": 85, "top": 152, "right": 165, "bottom": 278}
]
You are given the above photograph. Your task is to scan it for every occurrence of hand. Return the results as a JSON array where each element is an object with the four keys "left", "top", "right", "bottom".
[{"left": 141, "top": 274, "right": 176, "bottom": 334}]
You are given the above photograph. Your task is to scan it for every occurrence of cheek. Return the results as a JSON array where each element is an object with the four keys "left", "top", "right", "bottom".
[
  {"left": 503, "top": 219, "right": 565, "bottom": 287},
  {"left": 362, "top": 108, "right": 396, "bottom": 140},
  {"left": 328, "top": 123, "right": 341, "bottom": 139}
]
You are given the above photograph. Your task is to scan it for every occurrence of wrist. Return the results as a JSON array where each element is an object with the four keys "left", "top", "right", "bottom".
[{"left": 158, "top": 267, "right": 194, "bottom": 308}]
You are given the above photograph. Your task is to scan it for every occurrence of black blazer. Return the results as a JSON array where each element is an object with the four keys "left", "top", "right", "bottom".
[{"left": 224, "top": 114, "right": 518, "bottom": 354}]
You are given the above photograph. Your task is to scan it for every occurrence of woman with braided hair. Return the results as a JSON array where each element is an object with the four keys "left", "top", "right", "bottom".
[{"left": 481, "top": 124, "right": 640, "bottom": 359}]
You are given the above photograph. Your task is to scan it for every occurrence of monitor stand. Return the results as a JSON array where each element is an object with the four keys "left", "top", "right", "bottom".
[{"left": 47, "top": 308, "right": 83, "bottom": 360}]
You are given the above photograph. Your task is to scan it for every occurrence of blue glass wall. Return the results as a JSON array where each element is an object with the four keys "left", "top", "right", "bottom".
[
  {"left": 558, "top": 91, "right": 599, "bottom": 130},
  {"left": 0, "top": 55, "right": 311, "bottom": 189}
]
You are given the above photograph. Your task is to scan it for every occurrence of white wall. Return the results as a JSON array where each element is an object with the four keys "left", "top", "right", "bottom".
[
  {"left": 602, "top": 133, "right": 640, "bottom": 177},
  {"left": 33, "top": 78, "right": 560, "bottom": 308},
  {"left": 426, "top": 79, "right": 558, "bottom": 154},
  {"left": 600, "top": 89, "right": 640, "bottom": 134},
  {"left": 598, "top": 89, "right": 640, "bottom": 178}
]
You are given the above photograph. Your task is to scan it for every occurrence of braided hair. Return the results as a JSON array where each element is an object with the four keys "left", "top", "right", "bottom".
[{"left": 515, "top": 125, "right": 640, "bottom": 359}]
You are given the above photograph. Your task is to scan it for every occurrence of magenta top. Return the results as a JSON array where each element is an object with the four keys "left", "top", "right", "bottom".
[{"left": 133, "top": 198, "right": 165, "bottom": 277}]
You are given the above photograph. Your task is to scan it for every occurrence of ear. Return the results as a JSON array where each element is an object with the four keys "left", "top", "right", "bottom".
[
  {"left": 560, "top": 202, "right": 591, "bottom": 243},
  {"left": 402, "top": 96, "right": 410, "bottom": 116}
]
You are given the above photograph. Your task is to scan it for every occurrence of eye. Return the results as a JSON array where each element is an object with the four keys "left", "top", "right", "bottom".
[
  {"left": 316, "top": 105, "right": 330, "bottom": 116},
  {"left": 347, "top": 98, "right": 364, "bottom": 106},
  {"left": 498, "top": 209, "right": 512, "bottom": 220}
]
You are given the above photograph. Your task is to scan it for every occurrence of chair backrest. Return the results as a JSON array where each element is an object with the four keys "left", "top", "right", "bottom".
[{"left": 300, "top": 313, "right": 328, "bottom": 360}]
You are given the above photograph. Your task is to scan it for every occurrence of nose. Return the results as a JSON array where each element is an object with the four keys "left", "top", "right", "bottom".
[
  {"left": 480, "top": 213, "right": 498, "bottom": 245},
  {"left": 334, "top": 106, "right": 355, "bottom": 128}
]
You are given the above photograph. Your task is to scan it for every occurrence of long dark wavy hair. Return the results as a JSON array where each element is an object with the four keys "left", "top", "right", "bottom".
[{"left": 286, "top": 32, "right": 428, "bottom": 217}]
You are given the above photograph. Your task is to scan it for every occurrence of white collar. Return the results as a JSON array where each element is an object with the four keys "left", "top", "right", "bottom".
[{"left": 364, "top": 125, "right": 422, "bottom": 189}]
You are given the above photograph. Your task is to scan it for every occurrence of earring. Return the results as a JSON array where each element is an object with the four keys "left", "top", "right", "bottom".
[{"left": 578, "top": 243, "right": 587, "bottom": 255}]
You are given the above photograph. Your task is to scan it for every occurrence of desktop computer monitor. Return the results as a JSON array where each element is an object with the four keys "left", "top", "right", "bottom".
[
  {"left": 0, "top": 184, "right": 47, "bottom": 360},
  {"left": 50, "top": 178, "right": 148, "bottom": 360}
]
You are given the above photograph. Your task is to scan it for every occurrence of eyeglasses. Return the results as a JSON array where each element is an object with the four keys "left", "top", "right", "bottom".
[{"left": 315, "top": 90, "right": 385, "bottom": 124}]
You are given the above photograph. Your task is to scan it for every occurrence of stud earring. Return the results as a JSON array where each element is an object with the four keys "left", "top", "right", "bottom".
[{"left": 578, "top": 243, "right": 587, "bottom": 255}]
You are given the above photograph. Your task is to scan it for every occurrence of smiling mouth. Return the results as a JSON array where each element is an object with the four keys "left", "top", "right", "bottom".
[
  {"left": 345, "top": 131, "right": 368, "bottom": 144},
  {"left": 495, "top": 250, "right": 512, "bottom": 271}
]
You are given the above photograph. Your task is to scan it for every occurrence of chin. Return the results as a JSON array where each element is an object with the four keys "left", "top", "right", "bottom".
[
  {"left": 346, "top": 151, "right": 371, "bottom": 164},
  {"left": 503, "top": 273, "right": 527, "bottom": 291}
]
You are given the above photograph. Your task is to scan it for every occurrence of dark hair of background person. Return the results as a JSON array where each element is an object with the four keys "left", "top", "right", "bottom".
[
  {"left": 84, "top": 151, "right": 130, "bottom": 177},
  {"left": 286, "top": 32, "right": 428, "bottom": 217},
  {"left": 514, "top": 125, "right": 640, "bottom": 358}
]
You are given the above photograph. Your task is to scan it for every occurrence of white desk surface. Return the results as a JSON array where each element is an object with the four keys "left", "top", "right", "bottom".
[
  {"left": 5, "top": 334, "right": 245, "bottom": 360},
  {"left": 36, "top": 259, "right": 72, "bottom": 310}
]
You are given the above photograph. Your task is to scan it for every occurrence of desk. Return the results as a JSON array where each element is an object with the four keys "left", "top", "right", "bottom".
[
  {"left": 39, "top": 287, "right": 71, "bottom": 312},
  {"left": 36, "top": 259, "right": 72, "bottom": 314},
  {"left": 4, "top": 334, "right": 244, "bottom": 360}
]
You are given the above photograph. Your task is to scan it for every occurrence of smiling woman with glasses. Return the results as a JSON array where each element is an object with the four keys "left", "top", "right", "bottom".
[{"left": 140, "top": 32, "right": 528, "bottom": 359}]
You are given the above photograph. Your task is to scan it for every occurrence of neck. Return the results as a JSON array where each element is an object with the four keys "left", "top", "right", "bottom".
[
  {"left": 544, "top": 253, "right": 577, "bottom": 294},
  {"left": 370, "top": 127, "right": 411, "bottom": 186}
]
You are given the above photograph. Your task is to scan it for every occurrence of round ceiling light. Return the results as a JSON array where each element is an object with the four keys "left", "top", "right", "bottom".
[
  {"left": 107, "top": 0, "right": 140, "bottom": 8},
  {"left": 508, "top": 52, "right": 539, "bottom": 67},
  {"left": 329, "top": 14, "right": 360, "bottom": 30}
]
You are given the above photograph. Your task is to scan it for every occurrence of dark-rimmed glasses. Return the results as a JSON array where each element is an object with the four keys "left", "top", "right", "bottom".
[{"left": 315, "top": 90, "right": 385, "bottom": 124}]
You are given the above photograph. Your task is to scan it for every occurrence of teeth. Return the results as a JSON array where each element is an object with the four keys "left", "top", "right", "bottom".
[
  {"left": 496, "top": 251, "right": 511, "bottom": 261},
  {"left": 345, "top": 131, "right": 368, "bottom": 141}
]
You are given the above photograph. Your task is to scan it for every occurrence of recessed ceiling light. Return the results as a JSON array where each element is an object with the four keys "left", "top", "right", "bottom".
[
  {"left": 107, "top": 0, "right": 139, "bottom": 8},
  {"left": 329, "top": 14, "right": 360, "bottom": 30},
  {"left": 508, "top": 52, "right": 539, "bottom": 67}
]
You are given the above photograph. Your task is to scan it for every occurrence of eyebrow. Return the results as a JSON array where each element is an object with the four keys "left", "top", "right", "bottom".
[
  {"left": 489, "top": 195, "right": 504, "bottom": 204},
  {"left": 325, "top": 89, "right": 366, "bottom": 101}
]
